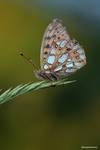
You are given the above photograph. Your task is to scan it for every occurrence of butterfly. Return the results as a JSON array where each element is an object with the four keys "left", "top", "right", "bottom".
[{"left": 20, "top": 19, "right": 86, "bottom": 81}]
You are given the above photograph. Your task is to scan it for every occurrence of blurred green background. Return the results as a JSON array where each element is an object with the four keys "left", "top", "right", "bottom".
[{"left": 0, "top": 0, "right": 100, "bottom": 150}]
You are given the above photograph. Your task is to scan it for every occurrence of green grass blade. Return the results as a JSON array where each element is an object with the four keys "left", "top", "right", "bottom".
[{"left": 0, "top": 79, "right": 76, "bottom": 104}]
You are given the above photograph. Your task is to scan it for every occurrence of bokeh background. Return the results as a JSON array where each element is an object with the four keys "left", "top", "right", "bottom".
[{"left": 0, "top": 0, "right": 100, "bottom": 150}]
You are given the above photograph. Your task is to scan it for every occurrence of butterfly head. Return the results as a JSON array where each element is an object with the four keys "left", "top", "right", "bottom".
[{"left": 34, "top": 70, "right": 46, "bottom": 80}]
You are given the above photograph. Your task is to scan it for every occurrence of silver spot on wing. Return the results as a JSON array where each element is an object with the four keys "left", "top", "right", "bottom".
[{"left": 47, "top": 55, "right": 55, "bottom": 64}]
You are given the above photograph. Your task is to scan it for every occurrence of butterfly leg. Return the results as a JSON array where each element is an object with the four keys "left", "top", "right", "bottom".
[
  {"left": 41, "top": 72, "right": 57, "bottom": 87},
  {"left": 49, "top": 73, "right": 60, "bottom": 87},
  {"left": 44, "top": 74, "right": 53, "bottom": 81},
  {"left": 51, "top": 72, "right": 60, "bottom": 81}
]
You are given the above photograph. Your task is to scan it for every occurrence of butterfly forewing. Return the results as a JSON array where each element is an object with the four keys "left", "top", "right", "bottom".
[
  {"left": 40, "top": 19, "right": 70, "bottom": 70},
  {"left": 40, "top": 19, "right": 86, "bottom": 79}
]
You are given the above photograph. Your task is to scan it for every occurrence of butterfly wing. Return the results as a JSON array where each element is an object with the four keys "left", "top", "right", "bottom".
[
  {"left": 40, "top": 19, "right": 70, "bottom": 70},
  {"left": 40, "top": 19, "right": 86, "bottom": 78},
  {"left": 54, "top": 39, "right": 86, "bottom": 77}
]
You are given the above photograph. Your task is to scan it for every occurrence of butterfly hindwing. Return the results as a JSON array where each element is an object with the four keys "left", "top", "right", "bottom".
[{"left": 54, "top": 39, "right": 86, "bottom": 77}]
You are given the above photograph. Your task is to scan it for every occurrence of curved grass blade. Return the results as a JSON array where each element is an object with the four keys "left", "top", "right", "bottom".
[{"left": 0, "top": 79, "right": 76, "bottom": 104}]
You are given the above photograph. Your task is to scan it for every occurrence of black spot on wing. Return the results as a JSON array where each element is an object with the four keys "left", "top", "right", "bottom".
[{"left": 45, "top": 44, "right": 51, "bottom": 48}]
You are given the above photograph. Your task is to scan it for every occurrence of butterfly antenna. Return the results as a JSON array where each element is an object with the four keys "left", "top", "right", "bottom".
[{"left": 18, "top": 49, "right": 38, "bottom": 70}]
